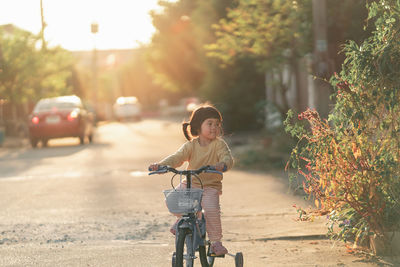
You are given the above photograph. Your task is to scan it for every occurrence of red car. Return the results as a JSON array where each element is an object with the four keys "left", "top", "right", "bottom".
[{"left": 28, "top": 95, "right": 95, "bottom": 148}]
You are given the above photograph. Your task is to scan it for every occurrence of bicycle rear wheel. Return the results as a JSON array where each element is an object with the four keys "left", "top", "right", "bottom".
[{"left": 176, "top": 228, "right": 194, "bottom": 267}]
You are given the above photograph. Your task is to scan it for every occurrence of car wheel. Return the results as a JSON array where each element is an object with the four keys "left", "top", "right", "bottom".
[
  {"left": 30, "top": 138, "right": 38, "bottom": 148},
  {"left": 88, "top": 133, "right": 93, "bottom": 143},
  {"left": 42, "top": 139, "right": 48, "bottom": 147},
  {"left": 79, "top": 135, "right": 85, "bottom": 145}
]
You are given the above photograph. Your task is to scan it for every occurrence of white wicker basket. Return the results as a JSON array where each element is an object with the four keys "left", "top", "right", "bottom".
[{"left": 163, "top": 188, "right": 203, "bottom": 214}]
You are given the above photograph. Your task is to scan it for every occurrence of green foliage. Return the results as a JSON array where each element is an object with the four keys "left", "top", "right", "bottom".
[
  {"left": 0, "top": 26, "right": 75, "bottom": 106},
  {"left": 147, "top": 0, "right": 265, "bottom": 131},
  {"left": 201, "top": 57, "right": 265, "bottom": 131},
  {"left": 0, "top": 27, "right": 41, "bottom": 103},
  {"left": 206, "top": 0, "right": 312, "bottom": 71},
  {"left": 36, "top": 47, "right": 75, "bottom": 99},
  {"left": 285, "top": 0, "right": 400, "bottom": 249},
  {"left": 206, "top": 0, "right": 313, "bottom": 118},
  {"left": 325, "top": 0, "right": 373, "bottom": 74},
  {"left": 147, "top": 0, "right": 205, "bottom": 95},
  {"left": 146, "top": 0, "right": 376, "bottom": 131}
]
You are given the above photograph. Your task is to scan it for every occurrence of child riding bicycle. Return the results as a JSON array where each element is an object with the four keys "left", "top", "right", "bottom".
[{"left": 149, "top": 104, "right": 234, "bottom": 256}]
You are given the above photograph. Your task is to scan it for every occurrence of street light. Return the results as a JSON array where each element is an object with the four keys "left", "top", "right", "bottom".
[
  {"left": 91, "top": 22, "right": 99, "bottom": 116},
  {"left": 91, "top": 22, "right": 98, "bottom": 35}
]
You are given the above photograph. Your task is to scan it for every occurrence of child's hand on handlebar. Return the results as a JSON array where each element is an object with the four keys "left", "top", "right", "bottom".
[
  {"left": 215, "top": 162, "right": 227, "bottom": 172},
  {"left": 148, "top": 163, "right": 160, "bottom": 171}
]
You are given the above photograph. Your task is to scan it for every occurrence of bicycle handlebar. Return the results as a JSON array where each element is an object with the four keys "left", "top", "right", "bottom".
[{"left": 148, "top": 165, "right": 223, "bottom": 176}]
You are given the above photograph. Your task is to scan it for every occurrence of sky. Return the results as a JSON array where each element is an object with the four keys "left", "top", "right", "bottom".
[{"left": 0, "top": 0, "right": 176, "bottom": 51}]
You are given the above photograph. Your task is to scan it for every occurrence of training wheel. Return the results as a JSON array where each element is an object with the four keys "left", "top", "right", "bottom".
[
  {"left": 235, "top": 252, "right": 243, "bottom": 267},
  {"left": 171, "top": 252, "right": 176, "bottom": 267}
]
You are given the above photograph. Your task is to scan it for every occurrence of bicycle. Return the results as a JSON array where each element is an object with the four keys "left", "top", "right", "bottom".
[{"left": 149, "top": 165, "right": 244, "bottom": 267}]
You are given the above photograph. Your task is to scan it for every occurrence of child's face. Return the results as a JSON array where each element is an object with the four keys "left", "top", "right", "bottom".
[{"left": 199, "top": 118, "right": 221, "bottom": 140}]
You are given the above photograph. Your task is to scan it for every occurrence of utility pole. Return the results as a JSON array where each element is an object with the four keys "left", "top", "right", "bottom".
[
  {"left": 312, "top": 0, "right": 332, "bottom": 118},
  {"left": 0, "top": 43, "right": 4, "bottom": 127},
  {"left": 40, "top": 0, "right": 46, "bottom": 50}
]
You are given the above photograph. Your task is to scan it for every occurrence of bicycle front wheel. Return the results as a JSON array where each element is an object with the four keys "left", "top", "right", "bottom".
[
  {"left": 176, "top": 228, "right": 194, "bottom": 267},
  {"left": 199, "top": 245, "right": 214, "bottom": 267}
]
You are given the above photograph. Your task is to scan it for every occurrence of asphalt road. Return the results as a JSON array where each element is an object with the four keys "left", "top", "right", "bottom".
[{"left": 0, "top": 118, "right": 394, "bottom": 266}]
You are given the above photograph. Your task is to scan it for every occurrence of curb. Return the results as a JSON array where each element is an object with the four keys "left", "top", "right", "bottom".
[{"left": 0, "top": 137, "right": 29, "bottom": 149}]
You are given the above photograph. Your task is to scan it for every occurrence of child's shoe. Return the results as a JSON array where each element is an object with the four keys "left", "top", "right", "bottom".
[{"left": 210, "top": 241, "right": 228, "bottom": 256}]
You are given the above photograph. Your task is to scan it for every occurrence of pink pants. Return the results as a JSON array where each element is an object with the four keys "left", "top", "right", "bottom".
[{"left": 173, "top": 184, "right": 223, "bottom": 242}]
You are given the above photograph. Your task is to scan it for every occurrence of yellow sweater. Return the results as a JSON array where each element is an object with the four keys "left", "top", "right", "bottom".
[{"left": 159, "top": 137, "right": 234, "bottom": 192}]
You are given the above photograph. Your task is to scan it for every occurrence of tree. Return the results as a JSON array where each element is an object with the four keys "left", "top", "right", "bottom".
[
  {"left": 147, "top": 0, "right": 205, "bottom": 97},
  {"left": 326, "top": 0, "right": 373, "bottom": 73},
  {"left": 206, "top": 0, "right": 313, "bottom": 117},
  {"left": 0, "top": 25, "right": 43, "bottom": 107},
  {"left": 0, "top": 25, "right": 75, "bottom": 120},
  {"left": 206, "top": 0, "right": 375, "bottom": 119},
  {"left": 35, "top": 46, "right": 75, "bottom": 99},
  {"left": 147, "top": 0, "right": 266, "bottom": 130},
  {"left": 192, "top": 0, "right": 266, "bottom": 130}
]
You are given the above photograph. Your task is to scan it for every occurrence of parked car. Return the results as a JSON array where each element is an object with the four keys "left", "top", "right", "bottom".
[
  {"left": 28, "top": 95, "right": 95, "bottom": 148},
  {"left": 113, "top": 96, "right": 141, "bottom": 121}
]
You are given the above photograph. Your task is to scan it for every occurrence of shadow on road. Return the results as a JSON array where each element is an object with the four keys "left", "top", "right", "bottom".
[
  {"left": 254, "top": 234, "right": 327, "bottom": 242},
  {"left": 0, "top": 141, "right": 111, "bottom": 179}
]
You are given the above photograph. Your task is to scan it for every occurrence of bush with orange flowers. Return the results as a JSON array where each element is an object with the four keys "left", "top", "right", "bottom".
[{"left": 284, "top": 0, "right": 400, "bottom": 252}]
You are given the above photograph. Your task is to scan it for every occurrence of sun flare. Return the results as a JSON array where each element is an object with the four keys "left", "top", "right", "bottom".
[{"left": 0, "top": 0, "right": 175, "bottom": 51}]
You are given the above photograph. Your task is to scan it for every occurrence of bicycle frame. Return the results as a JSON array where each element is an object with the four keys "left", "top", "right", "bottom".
[{"left": 149, "top": 165, "right": 222, "bottom": 267}]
